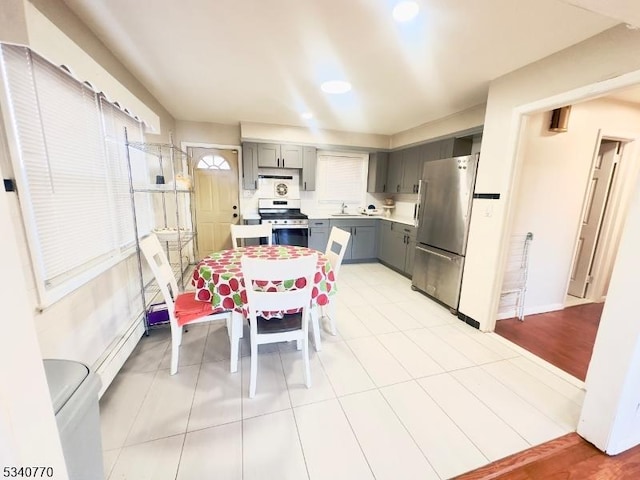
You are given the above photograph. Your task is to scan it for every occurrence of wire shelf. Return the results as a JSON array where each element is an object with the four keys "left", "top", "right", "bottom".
[{"left": 499, "top": 232, "right": 533, "bottom": 321}]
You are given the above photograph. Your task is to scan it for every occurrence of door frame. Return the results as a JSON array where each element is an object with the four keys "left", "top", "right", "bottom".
[
  {"left": 567, "top": 130, "right": 640, "bottom": 302},
  {"left": 494, "top": 68, "right": 640, "bottom": 453},
  {"left": 181, "top": 141, "right": 243, "bottom": 254}
]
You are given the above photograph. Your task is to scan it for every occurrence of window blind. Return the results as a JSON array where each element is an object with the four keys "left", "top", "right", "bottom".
[
  {"left": 0, "top": 44, "right": 147, "bottom": 305},
  {"left": 316, "top": 151, "right": 368, "bottom": 204}
]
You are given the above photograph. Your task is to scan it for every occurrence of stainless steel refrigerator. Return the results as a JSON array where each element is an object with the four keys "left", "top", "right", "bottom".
[{"left": 411, "top": 154, "right": 479, "bottom": 311}]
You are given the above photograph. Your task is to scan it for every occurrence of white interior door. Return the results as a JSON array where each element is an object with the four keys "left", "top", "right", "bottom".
[
  {"left": 568, "top": 140, "right": 619, "bottom": 298},
  {"left": 190, "top": 147, "right": 239, "bottom": 255}
]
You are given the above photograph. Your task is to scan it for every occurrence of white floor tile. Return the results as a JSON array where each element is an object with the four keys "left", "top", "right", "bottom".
[
  {"left": 335, "top": 307, "right": 373, "bottom": 340},
  {"left": 294, "top": 399, "right": 374, "bottom": 480},
  {"left": 347, "top": 337, "right": 412, "bottom": 387},
  {"left": 418, "top": 374, "right": 530, "bottom": 461},
  {"left": 109, "top": 434, "right": 184, "bottom": 480},
  {"left": 125, "top": 365, "right": 200, "bottom": 445},
  {"left": 376, "top": 332, "right": 444, "bottom": 378},
  {"left": 120, "top": 337, "right": 169, "bottom": 374},
  {"left": 374, "top": 303, "right": 423, "bottom": 331},
  {"left": 280, "top": 349, "right": 336, "bottom": 407},
  {"left": 177, "top": 422, "right": 242, "bottom": 480},
  {"left": 202, "top": 322, "right": 233, "bottom": 363},
  {"left": 241, "top": 352, "right": 291, "bottom": 419},
  {"left": 409, "top": 328, "right": 475, "bottom": 371},
  {"left": 188, "top": 360, "right": 242, "bottom": 431},
  {"left": 430, "top": 325, "right": 503, "bottom": 364},
  {"left": 483, "top": 361, "right": 582, "bottom": 430},
  {"left": 350, "top": 305, "right": 398, "bottom": 334},
  {"left": 160, "top": 324, "right": 209, "bottom": 369},
  {"left": 99, "top": 370, "right": 156, "bottom": 450},
  {"left": 243, "top": 410, "right": 309, "bottom": 480},
  {"left": 340, "top": 390, "right": 439, "bottom": 480},
  {"left": 317, "top": 341, "right": 375, "bottom": 396},
  {"left": 509, "top": 356, "right": 586, "bottom": 405},
  {"left": 451, "top": 324, "right": 522, "bottom": 359},
  {"left": 452, "top": 367, "right": 568, "bottom": 445},
  {"left": 381, "top": 380, "right": 488, "bottom": 479}
]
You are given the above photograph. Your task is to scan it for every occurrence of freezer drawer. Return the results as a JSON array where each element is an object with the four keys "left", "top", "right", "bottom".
[{"left": 411, "top": 244, "right": 464, "bottom": 311}]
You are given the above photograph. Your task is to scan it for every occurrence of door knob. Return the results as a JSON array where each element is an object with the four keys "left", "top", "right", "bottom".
[
  {"left": 233, "top": 205, "right": 237, "bottom": 210},
  {"left": 233, "top": 213, "right": 238, "bottom": 218}
]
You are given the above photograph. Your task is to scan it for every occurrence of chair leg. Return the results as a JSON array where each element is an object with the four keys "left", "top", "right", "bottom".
[
  {"left": 249, "top": 337, "right": 258, "bottom": 398},
  {"left": 327, "top": 302, "right": 337, "bottom": 336},
  {"left": 302, "top": 335, "right": 311, "bottom": 388},
  {"left": 170, "top": 325, "right": 181, "bottom": 375},
  {"left": 229, "top": 312, "right": 241, "bottom": 373},
  {"left": 310, "top": 307, "right": 322, "bottom": 352}
]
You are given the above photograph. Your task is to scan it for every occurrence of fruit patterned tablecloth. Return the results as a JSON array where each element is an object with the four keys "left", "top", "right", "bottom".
[{"left": 191, "top": 245, "right": 336, "bottom": 317}]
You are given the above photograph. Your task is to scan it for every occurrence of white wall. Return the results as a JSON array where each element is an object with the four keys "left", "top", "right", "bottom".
[
  {"left": 502, "top": 98, "right": 640, "bottom": 316},
  {"left": 176, "top": 120, "right": 241, "bottom": 146}
]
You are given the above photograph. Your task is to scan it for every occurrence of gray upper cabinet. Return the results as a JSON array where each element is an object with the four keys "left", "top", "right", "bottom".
[
  {"left": 242, "top": 142, "right": 259, "bottom": 190},
  {"left": 401, "top": 146, "right": 422, "bottom": 194},
  {"left": 257, "top": 143, "right": 303, "bottom": 168},
  {"left": 367, "top": 152, "right": 389, "bottom": 193},
  {"left": 440, "top": 137, "right": 473, "bottom": 159},
  {"left": 301, "top": 146, "right": 317, "bottom": 191},
  {"left": 387, "top": 151, "right": 404, "bottom": 194}
]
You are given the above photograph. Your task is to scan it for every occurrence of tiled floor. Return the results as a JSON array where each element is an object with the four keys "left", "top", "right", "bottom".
[{"left": 100, "top": 263, "right": 585, "bottom": 480}]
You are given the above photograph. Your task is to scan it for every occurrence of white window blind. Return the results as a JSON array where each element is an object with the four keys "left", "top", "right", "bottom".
[
  {"left": 0, "top": 44, "right": 146, "bottom": 305},
  {"left": 100, "top": 96, "right": 152, "bottom": 244},
  {"left": 316, "top": 151, "right": 368, "bottom": 204}
]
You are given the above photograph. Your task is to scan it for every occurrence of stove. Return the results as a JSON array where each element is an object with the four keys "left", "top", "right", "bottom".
[{"left": 258, "top": 198, "right": 309, "bottom": 247}]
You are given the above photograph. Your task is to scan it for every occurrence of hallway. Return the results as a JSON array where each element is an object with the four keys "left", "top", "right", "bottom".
[{"left": 495, "top": 302, "right": 604, "bottom": 381}]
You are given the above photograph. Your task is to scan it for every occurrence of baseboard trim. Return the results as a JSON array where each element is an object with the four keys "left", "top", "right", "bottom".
[{"left": 92, "top": 314, "right": 145, "bottom": 398}]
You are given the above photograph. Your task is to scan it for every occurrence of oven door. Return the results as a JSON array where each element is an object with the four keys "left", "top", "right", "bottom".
[{"left": 271, "top": 225, "right": 309, "bottom": 247}]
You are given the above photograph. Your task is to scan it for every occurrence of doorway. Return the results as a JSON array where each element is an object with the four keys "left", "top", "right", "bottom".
[
  {"left": 188, "top": 146, "right": 240, "bottom": 255},
  {"left": 494, "top": 95, "right": 640, "bottom": 381}
]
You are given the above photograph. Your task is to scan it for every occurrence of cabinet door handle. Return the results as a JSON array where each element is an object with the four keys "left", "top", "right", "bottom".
[
  {"left": 304, "top": 181, "right": 307, "bottom": 190},
  {"left": 282, "top": 158, "right": 285, "bottom": 168},
  {"left": 397, "top": 185, "right": 400, "bottom": 192},
  {"left": 277, "top": 158, "right": 280, "bottom": 167},
  {"left": 383, "top": 184, "right": 386, "bottom": 192},
  {"left": 254, "top": 180, "right": 257, "bottom": 189}
]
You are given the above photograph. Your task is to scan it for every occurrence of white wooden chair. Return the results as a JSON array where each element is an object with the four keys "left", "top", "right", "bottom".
[
  {"left": 139, "top": 234, "right": 242, "bottom": 375},
  {"left": 322, "top": 226, "right": 351, "bottom": 335},
  {"left": 230, "top": 224, "right": 272, "bottom": 248},
  {"left": 241, "top": 253, "right": 317, "bottom": 398}
]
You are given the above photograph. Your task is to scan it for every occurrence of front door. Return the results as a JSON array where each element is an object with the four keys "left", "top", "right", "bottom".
[
  {"left": 568, "top": 140, "right": 619, "bottom": 298},
  {"left": 190, "top": 147, "right": 240, "bottom": 255}
]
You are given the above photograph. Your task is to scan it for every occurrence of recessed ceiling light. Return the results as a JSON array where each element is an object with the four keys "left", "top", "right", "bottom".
[
  {"left": 393, "top": 1, "right": 419, "bottom": 22},
  {"left": 301, "top": 112, "right": 313, "bottom": 119},
  {"left": 321, "top": 80, "right": 352, "bottom": 94}
]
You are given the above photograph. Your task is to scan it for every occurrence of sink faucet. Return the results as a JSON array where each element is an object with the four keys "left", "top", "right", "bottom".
[{"left": 340, "top": 201, "right": 347, "bottom": 214}]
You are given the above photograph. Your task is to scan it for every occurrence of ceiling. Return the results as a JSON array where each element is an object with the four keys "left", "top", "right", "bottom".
[{"left": 60, "top": 0, "right": 621, "bottom": 135}]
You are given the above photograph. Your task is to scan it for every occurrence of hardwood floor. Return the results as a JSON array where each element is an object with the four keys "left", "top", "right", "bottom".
[
  {"left": 454, "top": 432, "right": 640, "bottom": 479},
  {"left": 495, "top": 302, "right": 603, "bottom": 381}
]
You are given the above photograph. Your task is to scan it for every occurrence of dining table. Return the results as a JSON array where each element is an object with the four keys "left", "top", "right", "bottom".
[{"left": 191, "top": 244, "right": 337, "bottom": 350}]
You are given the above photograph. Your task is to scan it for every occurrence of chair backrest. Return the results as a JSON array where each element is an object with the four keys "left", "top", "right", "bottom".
[
  {"left": 230, "top": 223, "right": 273, "bottom": 248},
  {"left": 241, "top": 254, "right": 317, "bottom": 324},
  {"left": 324, "top": 226, "right": 351, "bottom": 278},
  {"left": 139, "top": 234, "right": 180, "bottom": 324}
]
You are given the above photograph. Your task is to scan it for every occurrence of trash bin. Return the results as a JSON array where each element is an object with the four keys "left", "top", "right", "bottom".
[{"left": 43, "top": 359, "right": 104, "bottom": 480}]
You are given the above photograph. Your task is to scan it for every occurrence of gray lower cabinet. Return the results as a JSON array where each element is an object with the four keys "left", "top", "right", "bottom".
[
  {"left": 378, "top": 220, "right": 416, "bottom": 276},
  {"left": 308, "top": 219, "right": 328, "bottom": 251},
  {"left": 329, "top": 218, "right": 377, "bottom": 261},
  {"left": 242, "top": 142, "right": 259, "bottom": 190}
]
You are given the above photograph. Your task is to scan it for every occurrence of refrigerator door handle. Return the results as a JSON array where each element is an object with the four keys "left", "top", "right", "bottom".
[
  {"left": 416, "top": 245, "right": 455, "bottom": 261},
  {"left": 414, "top": 180, "right": 424, "bottom": 227}
]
